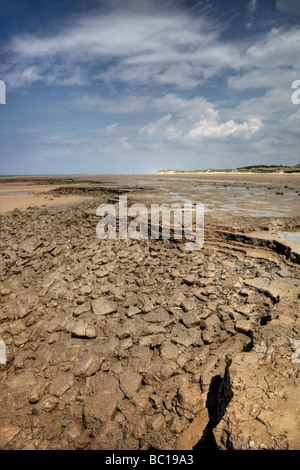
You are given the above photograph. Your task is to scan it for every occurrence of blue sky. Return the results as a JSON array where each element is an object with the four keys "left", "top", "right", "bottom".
[{"left": 0, "top": 0, "right": 299, "bottom": 175}]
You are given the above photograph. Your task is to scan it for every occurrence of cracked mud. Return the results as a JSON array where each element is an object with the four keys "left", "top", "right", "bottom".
[{"left": 0, "top": 174, "right": 299, "bottom": 450}]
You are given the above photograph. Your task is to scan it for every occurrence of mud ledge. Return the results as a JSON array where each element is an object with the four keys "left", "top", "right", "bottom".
[{"left": 215, "top": 230, "right": 300, "bottom": 265}]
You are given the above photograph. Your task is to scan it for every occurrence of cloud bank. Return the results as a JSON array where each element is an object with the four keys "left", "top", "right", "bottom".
[{"left": 0, "top": 0, "right": 299, "bottom": 173}]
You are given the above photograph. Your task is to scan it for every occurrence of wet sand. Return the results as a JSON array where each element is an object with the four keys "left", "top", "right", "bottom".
[
  {"left": 0, "top": 184, "right": 95, "bottom": 214},
  {"left": 1, "top": 173, "right": 300, "bottom": 216}
]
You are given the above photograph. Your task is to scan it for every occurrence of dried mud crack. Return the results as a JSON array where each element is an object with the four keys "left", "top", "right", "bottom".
[{"left": 0, "top": 188, "right": 299, "bottom": 450}]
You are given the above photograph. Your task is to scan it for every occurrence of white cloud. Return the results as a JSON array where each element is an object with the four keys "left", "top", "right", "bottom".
[
  {"left": 74, "top": 93, "right": 152, "bottom": 114},
  {"left": 138, "top": 103, "right": 263, "bottom": 142},
  {"left": 139, "top": 114, "right": 172, "bottom": 136},
  {"left": 103, "top": 123, "right": 119, "bottom": 134},
  {"left": 2, "top": 5, "right": 299, "bottom": 93},
  {"left": 75, "top": 89, "right": 265, "bottom": 144},
  {"left": 38, "top": 133, "right": 91, "bottom": 146},
  {"left": 186, "top": 117, "right": 263, "bottom": 139},
  {"left": 1, "top": 1, "right": 299, "bottom": 169},
  {"left": 228, "top": 67, "right": 297, "bottom": 91},
  {"left": 119, "top": 136, "right": 132, "bottom": 149},
  {"left": 247, "top": 0, "right": 257, "bottom": 13},
  {"left": 3, "top": 10, "right": 221, "bottom": 89},
  {"left": 75, "top": 92, "right": 221, "bottom": 126},
  {"left": 245, "top": 0, "right": 257, "bottom": 29},
  {"left": 242, "top": 27, "right": 300, "bottom": 70},
  {"left": 1, "top": 6, "right": 250, "bottom": 91},
  {"left": 228, "top": 86, "right": 295, "bottom": 123}
]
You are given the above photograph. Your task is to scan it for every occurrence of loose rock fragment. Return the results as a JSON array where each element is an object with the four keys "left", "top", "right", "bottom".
[
  {"left": 48, "top": 372, "right": 75, "bottom": 397},
  {"left": 91, "top": 298, "right": 118, "bottom": 316},
  {"left": 72, "top": 352, "right": 101, "bottom": 377}
]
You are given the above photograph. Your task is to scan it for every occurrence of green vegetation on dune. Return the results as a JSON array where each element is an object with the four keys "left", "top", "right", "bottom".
[
  {"left": 158, "top": 164, "right": 300, "bottom": 174},
  {"left": 236, "top": 164, "right": 300, "bottom": 173}
]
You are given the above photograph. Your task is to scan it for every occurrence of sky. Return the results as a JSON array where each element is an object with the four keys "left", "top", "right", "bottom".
[{"left": 0, "top": 0, "right": 299, "bottom": 175}]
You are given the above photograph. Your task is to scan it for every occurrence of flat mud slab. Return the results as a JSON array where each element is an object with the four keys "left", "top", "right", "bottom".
[{"left": 0, "top": 175, "right": 299, "bottom": 450}]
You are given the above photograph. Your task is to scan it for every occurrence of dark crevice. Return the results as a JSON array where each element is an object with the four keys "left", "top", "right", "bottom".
[
  {"left": 194, "top": 361, "right": 233, "bottom": 450},
  {"left": 243, "top": 339, "right": 254, "bottom": 352},
  {"left": 260, "top": 314, "right": 272, "bottom": 326}
]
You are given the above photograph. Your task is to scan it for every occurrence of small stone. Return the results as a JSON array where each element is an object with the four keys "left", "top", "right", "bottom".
[
  {"left": 148, "top": 413, "right": 166, "bottom": 431},
  {"left": 169, "top": 415, "right": 189, "bottom": 434},
  {"left": 74, "top": 429, "right": 92, "bottom": 450},
  {"left": 169, "top": 291, "right": 186, "bottom": 307},
  {"left": 127, "top": 306, "right": 141, "bottom": 317},
  {"left": 90, "top": 420, "right": 123, "bottom": 450},
  {"left": 73, "top": 303, "right": 91, "bottom": 316},
  {"left": 7, "top": 371, "right": 37, "bottom": 392},
  {"left": 143, "top": 308, "right": 170, "bottom": 323},
  {"left": 35, "top": 395, "right": 59, "bottom": 413},
  {"left": 183, "top": 275, "right": 196, "bottom": 286},
  {"left": 28, "top": 382, "right": 46, "bottom": 404},
  {"left": 235, "top": 304, "right": 254, "bottom": 316},
  {"left": 48, "top": 372, "right": 75, "bottom": 397},
  {"left": 235, "top": 319, "right": 255, "bottom": 334},
  {"left": 142, "top": 298, "right": 155, "bottom": 313},
  {"left": 160, "top": 341, "right": 180, "bottom": 361},
  {"left": 79, "top": 285, "right": 92, "bottom": 295},
  {"left": 72, "top": 352, "right": 101, "bottom": 377},
  {"left": 123, "top": 294, "right": 139, "bottom": 308},
  {"left": 64, "top": 421, "right": 84, "bottom": 441},
  {"left": 94, "top": 267, "right": 110, "bottom": 278},
  {"left": 7, "top": 320, "right": 26, "bottom": 336},
  {"left": 180, "top": 297, "right": 195, "bottom": 312},
  {"left": 291, "top": 340, "right": 300, "bottom": 351},
  {"left": 117, "top": 318, "right": 145, "bottom": 340},
  {"left": 91, "top": 298, "right": 118, "bottom": 316},
  {"left": 141, "top": 324, "right": 166, "bottom": 336},
  {"left": 65, "top": 318, "right": 97, "bottom": 338},
  {"left": 119, "top": 371, "right": 142, "bottom": 398},
  {"left": 1, "top": 288, "right": 12, "bottom": 296},
  {"left": 83, "top": 390, "right": 123, "bottom": 432},
  {"left": 0, "top": 425, "right": 20, "bottom": 448},
  {"left": 48, "top": 332, "right": 60, "bottom": 344},
  {"left": 46, "top": 315, "right": 65, "bottom": 333},
  {"left": 181, "top": 310, "right": 202, "bottom": 328},
  {"left": 14, "top": 331, "right": 30, "bottom": 347},
  {"left": 173, "top": 329, "right": 202, "bottom": 348},
  {"left": 176, "top": 383, "right": 203, "bottom": 420},
  {"left": 202, "top": 326, "right": 219, "bottom": 344}
]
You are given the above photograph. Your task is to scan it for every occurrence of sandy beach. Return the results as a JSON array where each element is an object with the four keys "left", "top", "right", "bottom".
[
  {"left": 155, "top": 171, "right": 300, "bottom": 184},
  {"left": 0, "top": 183, "right": 96, "bottom": 214}
]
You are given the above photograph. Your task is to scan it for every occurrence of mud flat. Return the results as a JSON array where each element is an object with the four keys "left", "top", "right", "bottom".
[
  {"left": 0, "top": 175, "right": 299, "bottom": 450},
  {"left": 0, "top": 182, "right": 99, "bottom": 214}
]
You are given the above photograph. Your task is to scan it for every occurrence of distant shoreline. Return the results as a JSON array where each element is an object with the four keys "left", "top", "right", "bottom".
[
  {"left": 157, "top": 164, "right": 300, "bottom": 175},
  {"left": 157, "top": 171, "right": 300, "bottom": 175}
]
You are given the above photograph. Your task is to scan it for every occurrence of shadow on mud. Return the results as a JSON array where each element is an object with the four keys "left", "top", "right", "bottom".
[{"left": 193, "top": 362, "right": 233, "bottom": 450}]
